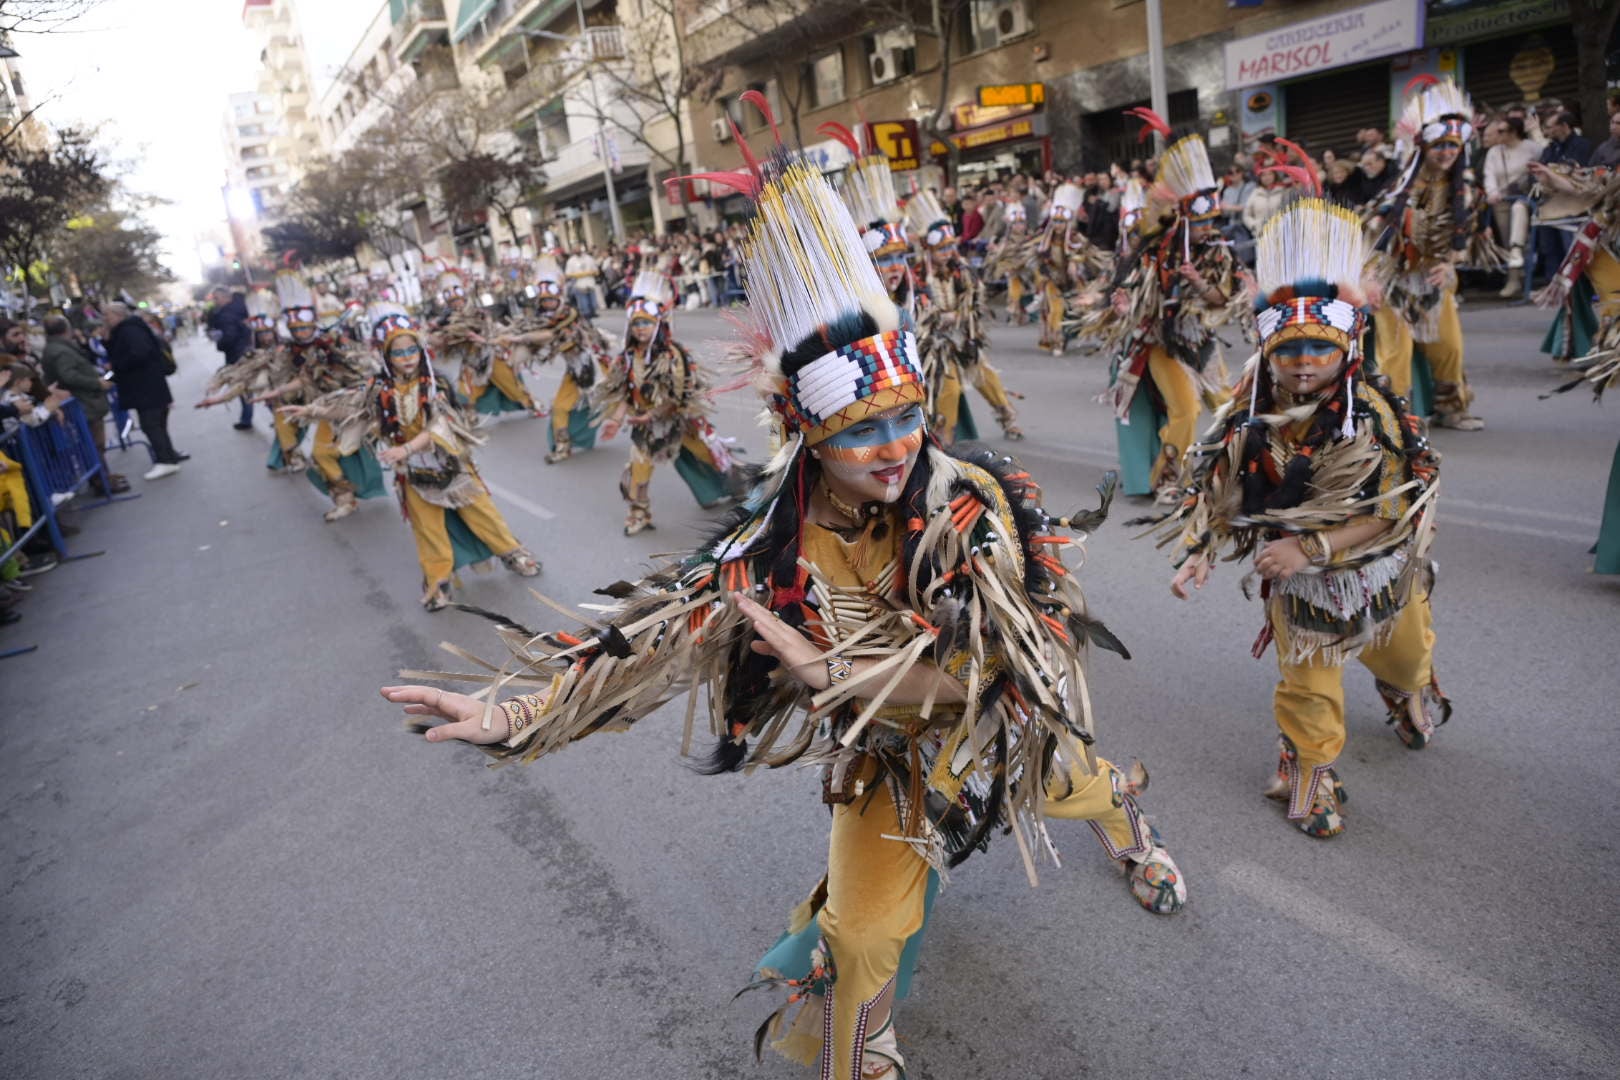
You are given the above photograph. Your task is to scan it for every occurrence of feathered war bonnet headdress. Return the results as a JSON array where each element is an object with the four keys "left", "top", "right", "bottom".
[
  {"left": 367, "top": 298, "right": 429, "bottom": 371},
  {"left": 1253, "top": 197, "right": 1369, "bottom": 361},
  {"left": 434, "top": 265, "right": 467, "bottom": 303},
  {"left": 1042, "top": 181, "right": 1085, "bottom": 252},
  {"left": 274, "top": 255, "right": 317, "bottom": 331},
  {"left": 623, "top": 269, "right": 675, "bottom": 347},
  {"left": 1397, "top": 74, "right": 1474, "bottom": 152},
  {"left": 903, "top": 188, "right": 957, "bottom": 252},
  {"left": 245, "top": 288, "right": 279, "bottom": 334},
  {"left": 531, "top": 253, "right": 565, "bottom": 303},
  {"left": 673, "top": 90, "right": 923, "bottom": 452},
  {"left": 820, "top": 121, "right": 909, "bottom": 261},
  {"left": 1118, "top": 176, "right": 1147, "bottom": 241}
]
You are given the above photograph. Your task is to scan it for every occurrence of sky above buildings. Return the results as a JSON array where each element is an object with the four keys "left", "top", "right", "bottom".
[{"left": 18, "top": 0, "right": 383, "bottom": 283}]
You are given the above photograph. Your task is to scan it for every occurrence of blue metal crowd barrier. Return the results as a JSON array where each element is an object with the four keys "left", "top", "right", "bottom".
[{"left": 0, "top": 399, "right": 141, "bottom": 659}]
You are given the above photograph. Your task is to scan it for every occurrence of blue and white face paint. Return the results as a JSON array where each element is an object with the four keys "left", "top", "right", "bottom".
[{"left": 816, "top": 403, "right": 927, "bottom": 505}]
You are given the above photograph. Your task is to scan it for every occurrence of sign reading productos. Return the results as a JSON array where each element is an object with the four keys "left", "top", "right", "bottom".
[{"left": 1223, "top": 0, "right": 1425, "bottom": 91}]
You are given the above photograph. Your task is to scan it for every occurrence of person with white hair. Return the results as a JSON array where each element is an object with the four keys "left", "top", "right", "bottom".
[{"left": 105, "top": 301, "right": 184, "bottom": 480}]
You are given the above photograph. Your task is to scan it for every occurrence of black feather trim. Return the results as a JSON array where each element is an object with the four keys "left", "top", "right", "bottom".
[
  {"left": 452, "top": 603, "right": 539, "bottom": 639},
  {"left": 1071, "top": 613, "right": 1131, "bottom": 660},
  {"left": 597, "top": 624, "right": 633, "bottom": 659},
  {"left": 688, "top": 736, "right": 750, "bottom": 775}
]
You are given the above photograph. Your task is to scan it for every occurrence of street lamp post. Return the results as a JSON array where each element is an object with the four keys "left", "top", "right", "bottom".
[
  {"left": 514, "top": 0, "right": 625, "bottom": 244},
  {"left": 1145, "top": 0, "right": 1170, "bottom": 154}
]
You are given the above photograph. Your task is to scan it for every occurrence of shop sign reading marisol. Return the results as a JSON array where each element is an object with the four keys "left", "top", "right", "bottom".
[{"left": 1223, "top": 0, "right": 1424, "bottom": 90}]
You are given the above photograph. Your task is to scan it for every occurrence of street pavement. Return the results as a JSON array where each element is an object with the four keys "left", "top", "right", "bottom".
[{"left": 4, "top": 297, "right": 1617, "bottom": 1080}]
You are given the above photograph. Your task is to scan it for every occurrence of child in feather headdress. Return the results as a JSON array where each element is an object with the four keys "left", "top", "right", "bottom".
[
  {"left": 428, "top": 264, "right": 539, "bottom": 419},
  {"left": 593, "top": 269, "right": 751, "bottom": 535},
  {"left": 494, "top": 253, "right": 614, "bottom": 465},
  {"left": 1151, "top": 198, "right": 1452, "bottom": 839},
  {"left": 382, "top": 97, "right": 1184, "bottom": 1080}
]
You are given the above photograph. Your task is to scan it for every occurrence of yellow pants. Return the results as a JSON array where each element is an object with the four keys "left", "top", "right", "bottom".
[
  {"left": 1039, "top": 280, "right": 1065, "bottom": 348},
  {"left": 1589, "top": 249, "right": 1620, "bottom": 318},
  {"left": 272, "top": 412, "right": 302, "bottom": 455},
  {"left": 489, "top": 358, "right": 534, "bottom": 410},
  {"left": 967, "top": 359, "right": 1013, "bottom": 413},
  {"left": 551, "top": 371, "right": 582, "bottom": 438},
  {"left": 310, "top": 421, "right": 348, "bottom": 492},
  {"left": 1374, "top": 290, "right": 1466, "bottom": 407},
  {"left": 817, "top": 755, "right": 1141, "bottom": 1080},
  {"left": 1146, "top": 347, "right": 1201, "bottom": 490},
  {"left": 400, "top": 479, "right": 520, "bottom": 587},
  {"left": 1006, "top": 275, "right": 1025, "bottom": 319},
  {"left": 621, "top": 426, "right": 719, "bottom": 511},
  {"left": 0, "top": 451, "right": 31, "bottom": 529},
  {"left": 1271, "top": 593, "right": 1435, "bottom": 817}
]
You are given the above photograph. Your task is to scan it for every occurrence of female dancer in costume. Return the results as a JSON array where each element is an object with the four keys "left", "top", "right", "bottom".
[
  {"left": 595, "top": 271, "right": 748, "bottom": 535},
  {"left": 1366, "top": 76, "right": 1494, "bottom": 430},
  {"left": 1094, "top": 115, "right": 1243, "bottom": 502},
  {"left": 382, "top": 127, "right": 1183, "bottom": 1080},
  {"left": 905, "top": 190, "right": 1023, "bottom": 442}
]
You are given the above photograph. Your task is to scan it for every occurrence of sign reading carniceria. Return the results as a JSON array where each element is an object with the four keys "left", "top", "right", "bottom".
[{"left": 1224, "top": 0, "right": 1425, "bottom": 91}]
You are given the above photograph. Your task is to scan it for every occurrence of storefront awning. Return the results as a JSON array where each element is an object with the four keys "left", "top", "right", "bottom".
[{"left": 451, "top": 0, "right": 496, "bottom": 44}]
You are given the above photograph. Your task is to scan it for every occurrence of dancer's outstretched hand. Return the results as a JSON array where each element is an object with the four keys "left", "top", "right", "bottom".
[
  {"left": 380, "top": 685, "right": 512, "bottom": 744},
  {"left": 1170, "top": 557, "right": 1211, "bottom": 600}
]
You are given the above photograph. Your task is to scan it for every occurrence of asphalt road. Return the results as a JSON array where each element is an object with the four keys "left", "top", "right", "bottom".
[{"left": 4, "top": 297, "right": 1617, "bottom": 1080}]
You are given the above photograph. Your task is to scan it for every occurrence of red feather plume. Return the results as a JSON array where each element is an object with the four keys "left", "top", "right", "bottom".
[
  {"left": 741, "top": 89, "right": 782, "bottom": 145},
  {"left": 1125, "top": 106, "right": 1171, "bottom": 143},
  {"left": 1403, "top": 73, "right": 1439, "bottom": 96},
  {"left": 1272, "top": 137, "right": 1320, "bottom": 192},
  {"left": 816, "top": 121, "right": 861, "bottom": 157},
  {"left": 1273, "top": 165, "right": 1320, "bottom": 195}
]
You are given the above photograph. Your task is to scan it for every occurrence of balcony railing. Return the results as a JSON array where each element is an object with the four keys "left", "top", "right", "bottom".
[
  {"left": 391, "top": 0, "right": 448, "bottom": 61},
  {"left": 546, "top": 131, "right": 651, "bottom": 189}
]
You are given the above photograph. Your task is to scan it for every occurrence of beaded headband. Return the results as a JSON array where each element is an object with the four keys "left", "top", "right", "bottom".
[
  {"left": 863, "top": 221, "right": 909, "bottom": 258},
  {"left": 1256, "top": 295, "right": 1363, "bottom": 355},
  {"left": 773, "top": 329, "right": 926, "bottom": 444}
]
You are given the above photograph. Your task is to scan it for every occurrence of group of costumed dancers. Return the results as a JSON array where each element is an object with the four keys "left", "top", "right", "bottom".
[
  {"left": 370, "top": 75, "right": 1616, "bottom": 1078},
  {"left": 195, "top": 250, "right": 753, "bottom": 610},
  {"left": 194, "top": 74, "right": 1609, "bottom": 1078}
]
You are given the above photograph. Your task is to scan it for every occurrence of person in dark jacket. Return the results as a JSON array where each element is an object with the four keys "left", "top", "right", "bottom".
[
  {"left": 41, "top": 315, "right": 128, "bottom": 494},
  {"left": 206, "top": 286, "right": 254, "bottom": 429},
  {"left": 105, "top": 302, "right": 182, "bottom": 480}
]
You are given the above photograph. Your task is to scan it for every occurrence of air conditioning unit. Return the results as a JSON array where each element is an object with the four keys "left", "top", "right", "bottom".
[
  {"left": 868, "top": 28, "right": 914, "bottom": 86},
  {"left": 993, "top": 0, "right": 1033, "bottom": 42},
  {"left": 712, "top": 117, "right": 732, "bottom": 142}
]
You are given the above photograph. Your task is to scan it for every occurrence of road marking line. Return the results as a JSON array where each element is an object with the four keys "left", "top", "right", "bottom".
[
  {"left": 1219, "top": 859, "right": 1615, "bottom": 1074},
  {"left": 1444, "top": 495, "right": 1599, "bottom": 529},
  {"left": 1440, "top": 514, "right": 1591, "bottom": 544},
  {"left": 486, "top": 481, "right": 556, "bottom": 521}
]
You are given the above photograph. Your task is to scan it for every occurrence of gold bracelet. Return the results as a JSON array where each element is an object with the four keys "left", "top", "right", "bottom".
[{"left": 1298, "top": 532, "right": 1333, "bottom": 566}]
